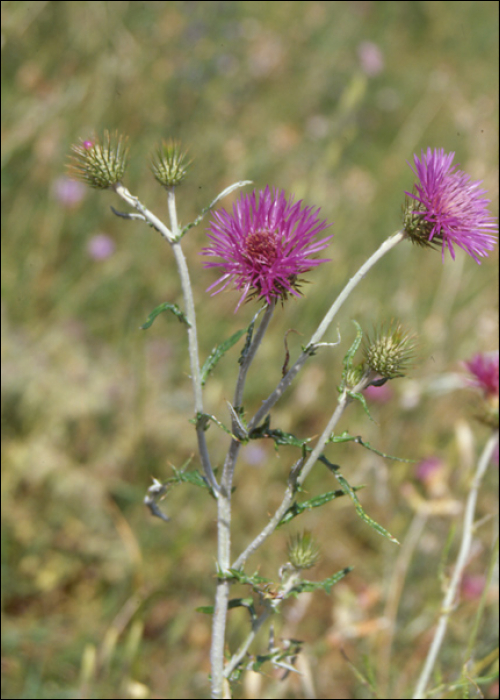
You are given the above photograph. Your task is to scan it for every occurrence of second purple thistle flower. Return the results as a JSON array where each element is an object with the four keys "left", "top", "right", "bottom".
[
  {"left": 202, "top": 186, "right": 333, "bottom": 311},
  {"left": 404, "top": 148, "right": 498, "bottom": 263}
]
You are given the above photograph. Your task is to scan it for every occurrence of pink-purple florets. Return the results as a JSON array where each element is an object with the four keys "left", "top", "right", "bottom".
[
  {"left": 404, "top": 148, "right": 497, "bottom": 263},
  {"left": 464, "top": 352, "right": 499, "bottom": 399},
  {"left": 203, "top": 186, "right": 332, "bottom": 310}
]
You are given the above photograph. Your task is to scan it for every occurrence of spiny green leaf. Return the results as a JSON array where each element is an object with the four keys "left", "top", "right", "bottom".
[
  {"left": 193, "top": 412, "right": 237, "bottom": 439},
  {"left": 168, "top": 465, "right": 211, "bottom": 490},
  {"left": 321, "top": 456, "right": 399, "bottom": 544},
  {"left": 327, "top": 432, "right": 415, "bottom": 462},
  {"left": 201, "top": 328, "right": 247, "bottom": 385},
  {"left": 140, "top": 302, "right": 189, "bottom": 329},
  {"left": 347, "top": 389, "right": 375, "bottom": 422},
  {"left": 339, "top": 320, "right": 363, "bottom": 390},
  {"left": 225, "top": 568, "right": 272, "bottom": 587},
  {"left": 287, "top": 566, "right": 353, "bottom": 597},
  {"left": 249, "top": 416, "right": 313, "bottom": 449},
  {"left": 196, "top": 605, "right": 214, "bottom": 614},
  {"left": 278, "top": 488, "right": 357, "bottom": 527}
]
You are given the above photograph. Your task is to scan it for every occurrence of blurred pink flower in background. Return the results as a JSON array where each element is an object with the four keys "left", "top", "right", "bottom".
[
  {"left": 357, "top": 41, "right": 384, "bottom": 76},
  {"left": 364, "top": 382, "right": 394, "bottom": 403},
  {"left": 414, "top": 456, "right": 448, "bottom": 497},
  {"left": 87, "top": 234, "right": 116, "bottom": 260},
  {"left": 461, "top": 574, "right": 486, "bottom": 601},
  {"left": 415, "top": 456, "right": 444, "bottom": 484},
  {"left": 52, "top": 176, "right": 86, "bottom": 208}
]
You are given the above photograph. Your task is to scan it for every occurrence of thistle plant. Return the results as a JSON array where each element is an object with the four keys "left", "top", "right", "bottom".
[{"left": 69, "top": 136, "right": 498, "bottom": 699}]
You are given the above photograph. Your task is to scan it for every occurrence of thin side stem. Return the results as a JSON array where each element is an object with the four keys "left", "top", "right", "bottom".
[
  {"left": 377, "top": 511, "right": 429, "bottom": 697},
  {"left": 233, "top": 387, "right": 354, "bottom": 571},
  {"left": 224, "top": 606, "right": 272, "bottom": 680},
  {"left": 233, "top": 303, "right": 275, "bottom": 410},
  {"left": 412, "top": 431, "right": 499, "bottom": 700},
  {"left": 114, "top": 183, "right": 218, "bottom": 492},
  {"left": 248, "top": 230, "right": 405, "bottom": 432}
]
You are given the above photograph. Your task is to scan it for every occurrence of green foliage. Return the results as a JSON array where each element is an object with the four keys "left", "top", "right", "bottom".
[
  {"left": 339, "top": 320, "right": 365, "bottom": 392},
  {"left": 201, "top": 328, "right": 248, "bottom": 385},
  {"left": 326, "top": 431, "right": 415, "bottom": 463},
  {"left": 321, "top": 456, "right": 400, "bottom": 544},
  {"left": 140, "top": 302, "right": 190, "bottom": 329},
  {"left": 278, "top": 487, "right": 358, "bottom": 526},
  {"left": 286, "top": 566, "right": 353, "bottom": 597},
  {"left": 249, "top": 414, "right": 313, "bottom": 449}
]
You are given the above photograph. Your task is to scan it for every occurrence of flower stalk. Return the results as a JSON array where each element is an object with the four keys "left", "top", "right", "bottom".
[{"left": 412, "top": 431, "right": 499, "bottom": 700}]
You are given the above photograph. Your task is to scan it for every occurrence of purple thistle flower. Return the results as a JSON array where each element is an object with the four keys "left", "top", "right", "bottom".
[
  {"left": 464, "top": 352, "right": 499, "bottom": 399},
  {"left": 202, "top": 186, "right": 332, "bottom": 310},
  {"left": 87, "top": 233, "right": 116, "bottom": 260},
  {"left": 404, "top": 148, "right": 497, "bottom": 263}
]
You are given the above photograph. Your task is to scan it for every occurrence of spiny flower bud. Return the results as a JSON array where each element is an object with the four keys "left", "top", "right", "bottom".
[
  {"left": 363, "top": 323, "right": 416, "bottom": 380},
  {"left": 287, "top": 531, "right": 320, "bottom": 571},
  {"left": 344, "top": 363, "right": 366, "bottom": 390},
  {"left": 151, "top": 139, "right": 191, "bottom": 187},
  {"left": 69, "top": 131, "right": 129, "bottom": 189}
]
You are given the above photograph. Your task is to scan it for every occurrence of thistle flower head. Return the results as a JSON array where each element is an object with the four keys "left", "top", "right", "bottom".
[
  {"left": 202, "top": 186, "right": 332, "bottom": 311},
  {"left": 403, "top": 148, "right": 497, "bottom": 263},
  {"left": 69, "top": 131, "right": 129, "bottom": 189},
  {"left": 287, "top": 531, "right": 320, "bottom": 571},
  {"left": 465, "top": 352, "right": 499, "bottom": 398},
  {"left": 151, "top": 139, "right": 191, "bottom": 187},
  {"left": 363, "top": 322, "right": 416, "bottom": 380},
  {"left": 464, "top": 352, "right": 499, "bottom": 428}
]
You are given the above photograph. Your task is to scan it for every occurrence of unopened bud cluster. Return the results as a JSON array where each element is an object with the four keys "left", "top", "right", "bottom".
[
  {"left": 363, "top": 323, "right": 415, "bottom": 380},
  {"left": 151, "top": 140, "right": 191, "bottom": 187},
  {"left": 69, "top": 131, "right": 129, "bottom": 189},
  {"left": 344, "top": 364, "right": 366, "bottom": 391},
  {"left": 287, "top": 531, "right": 320, "bottom": 571}
]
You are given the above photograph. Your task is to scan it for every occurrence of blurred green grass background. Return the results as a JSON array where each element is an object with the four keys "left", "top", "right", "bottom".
[{"left": 1, "top": 2, "right": 498, "bottom": 698}]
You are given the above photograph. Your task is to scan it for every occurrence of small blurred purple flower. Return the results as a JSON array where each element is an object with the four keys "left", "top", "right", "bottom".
[
  {"left": 461, "top": 574, "right": 486, "bottom": 601},
  {"left": 464, "top": 352, "right": 499, "bottom": 399},
  {"left": 404, "top": 148, "right": 498, "bottom": 263},
  {"left": 357, "top": 41, "right": 384, "bottom": 76},
  {"left": 203, "top": 186, "right": 332, "bottom": 310},
  {"left": 83, "top": 140, "right": 94, "bottom": 149},
  {"left": 415, "top": 456, "right": 444, "bottom": 484},
  {"left": 87, "top": 234, "right": 115, "bottom": 260},
  {"left": 52, "top": 176, "right": 86, "bottom": 208},
  {"left": 363, "top": 382, "right": 394, "bottom": 403},
  {"left": 244, "top": 444, "right": 268, "bottom": 467}
]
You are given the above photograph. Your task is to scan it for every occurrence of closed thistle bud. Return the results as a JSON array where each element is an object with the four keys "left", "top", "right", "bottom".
[
  {"left": 287, "top": 531, "right": 320, "bottom": 571},
  {"left": 69, "top": 131, "right": 129, "bottom": 189},
  {"left": 151, "top": 140, "right": 191, "bottom": 187},
  {"left": 344, "top": 363, "right": 366, "bottom": 390},
  {"left": 363, "top": 323, "right": 416, "bottom": 380}
]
